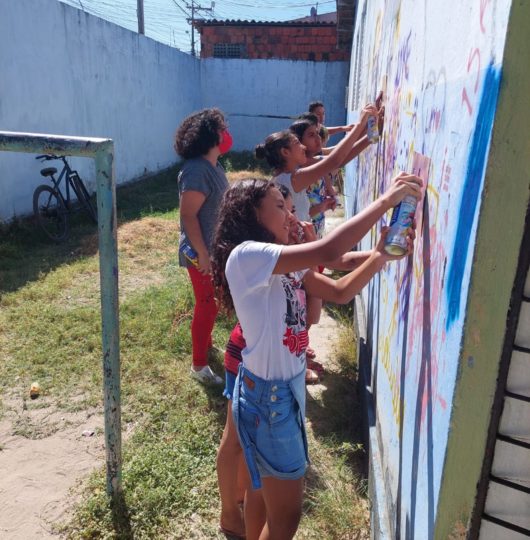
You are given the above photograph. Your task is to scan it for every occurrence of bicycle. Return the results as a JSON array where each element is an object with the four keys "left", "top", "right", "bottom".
[{"left": 33, "top": 154, "right": 97, "bottom": 241}]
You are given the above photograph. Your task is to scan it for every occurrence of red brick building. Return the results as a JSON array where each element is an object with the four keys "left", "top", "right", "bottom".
[{"left": 194, "top": 12, "right": 352, "bottom": 62}]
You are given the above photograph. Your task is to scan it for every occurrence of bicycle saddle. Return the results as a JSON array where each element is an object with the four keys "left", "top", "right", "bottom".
[{"left": 40, "top": 167, "right": 57, "bottom": 177}]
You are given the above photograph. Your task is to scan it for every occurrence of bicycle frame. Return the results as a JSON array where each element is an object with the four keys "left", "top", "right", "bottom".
[{"left": 44, "top": 157, "right": 84, "bottom": 209}]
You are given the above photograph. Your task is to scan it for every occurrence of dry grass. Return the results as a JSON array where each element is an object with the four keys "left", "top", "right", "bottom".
[
  {"left": 226, "top": 170, "right": 269, "bottom": 183},
  {"left": 448, "top": 521, "right": 469, "bottom": 539},
  {"left": 62, "top": 217, "right": 180, "bottom": 306}
]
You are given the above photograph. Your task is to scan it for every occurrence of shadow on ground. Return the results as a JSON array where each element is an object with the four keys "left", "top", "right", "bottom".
[
  {"left": 0, "top": 166, "right": 180, "bottom": 296},
  {"left": 305, "top": 368, "right": 368, "bottom": 478},
  {"left": 110, "top": 491, "right": 134, "bottom": 540}
]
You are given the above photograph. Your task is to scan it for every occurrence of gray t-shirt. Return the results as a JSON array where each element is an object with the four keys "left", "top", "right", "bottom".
[{"left": 178, "top": 157, "right": 229, "bottom": 267}]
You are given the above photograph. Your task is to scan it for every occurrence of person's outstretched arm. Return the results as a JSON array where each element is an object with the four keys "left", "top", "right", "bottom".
[
  {"left": 302, "top": 226, "right": 415, "bottom": 304},
  {"left": 273, "top": 172, "right": 422, "bottom": 275},
  {"left": 326, "top": 124, "right": 354, "bottom": 136},
  {"left": 289, "top": 104, "right": 377, "bottom": 193}
]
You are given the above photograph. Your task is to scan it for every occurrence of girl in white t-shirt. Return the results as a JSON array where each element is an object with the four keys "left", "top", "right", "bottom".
[
  {"left": 211, "top": 174, "right": 422, "bottom": 540},
  {"left": 254, "top": 104, "right": 378, "bottom": 223}
]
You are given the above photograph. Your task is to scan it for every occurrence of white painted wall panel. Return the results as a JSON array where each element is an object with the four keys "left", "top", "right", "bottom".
[
  {"left": 483, "top": 482, "right": 530, "bottom": 530},
  {"left": 498, "top": 397, "right": 530, "bottom": 440},
  {"left": 200, "top": 58, "right": 348, "bottom": 152},
  {"left": 491, "top": 440, "right": 530, "bottom": 487},
  {"left": 515, "top": 302, "right": 530, "bottom": 349},
  {"left": 480, "top": 519, "right": 530, "bottom": 540},
  {"left": 506, "top": 350, "right": 530, "bottom": 398},
  {"left": 0, "top": 0, "right": 201, "bottom": 220}
]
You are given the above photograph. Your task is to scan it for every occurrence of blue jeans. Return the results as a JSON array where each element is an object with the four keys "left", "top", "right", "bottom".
[{"left": 232, "top": 364, "right": 309, "bottom": 489}]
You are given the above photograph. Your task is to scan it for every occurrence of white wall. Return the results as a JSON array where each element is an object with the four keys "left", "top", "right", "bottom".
[
  {"left": 0, "top": 0, "right": 349, "bottom": 221},
  {"left": 0, "top": 0, "right": 201, "bottom": 220}
]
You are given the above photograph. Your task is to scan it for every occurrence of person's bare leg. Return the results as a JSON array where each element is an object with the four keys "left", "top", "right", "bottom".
[
  {"left": 217, "top": 401, "right": 245, "bottom": 536},
  {"left": 244, "top": 486, "right": 266, "bottom": 540},
  {"left": 258, "top": 476, "right": 304, "bottom": 540},
  {"left": 237, "top": 450, "right": 249, "bottom": 504}
]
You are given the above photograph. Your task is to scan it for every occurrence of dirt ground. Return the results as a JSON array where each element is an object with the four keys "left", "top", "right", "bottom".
[
  {"left": 0, "top": 319, "right": 341, "bottom": 540},
  {"left": 0, "top": 395, "right": 105, "bottom": 539}
]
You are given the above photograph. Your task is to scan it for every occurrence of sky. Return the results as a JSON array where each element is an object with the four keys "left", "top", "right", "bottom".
[{"left": 58, "top": 0, "right": 336, "bottom": 55}]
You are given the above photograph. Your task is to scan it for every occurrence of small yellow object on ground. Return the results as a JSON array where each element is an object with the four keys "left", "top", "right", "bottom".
[{"left": 29, "top": 382, "right": 40, "bottom": 399}]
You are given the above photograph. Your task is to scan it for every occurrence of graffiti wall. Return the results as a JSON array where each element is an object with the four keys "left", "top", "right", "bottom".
[{"left": 344, "top": 0, "right": 512, "bottom": 537}]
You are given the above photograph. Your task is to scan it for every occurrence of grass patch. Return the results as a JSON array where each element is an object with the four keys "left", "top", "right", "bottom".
[
  {"left": 1, "top": 163, "right": 369, "bottom": 538},
  {"left": 0, "top": 163, "right": 181, "bottom": 296},
  {"left": 299, "top": 302, "right": 369, "bottom": 539},
  {"left": 219, "top": 150, "right": 271, "bottom": 175},
  {"left": 326, "top": 302, "right": 358, "bottom": 377}
]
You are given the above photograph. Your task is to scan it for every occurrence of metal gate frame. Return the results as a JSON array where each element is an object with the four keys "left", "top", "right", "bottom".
[{"left": 0, "top": 131, "right": 122, "bottom": 497}]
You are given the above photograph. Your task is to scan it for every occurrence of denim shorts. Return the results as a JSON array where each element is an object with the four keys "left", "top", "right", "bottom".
[
  {"left": 223, "top": 370, "right": 237, "bottom": 400},
  {"left": 232, "top": 365, "right": 309, "bottom": 489}
]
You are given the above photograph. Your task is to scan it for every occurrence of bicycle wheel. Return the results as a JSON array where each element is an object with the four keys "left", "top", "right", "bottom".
[
  {"left": 71, "top": 174, "right": 97, "bottom": 224},
  {"left": 33, "top": 185, "right": 68, "bottom": 242}
]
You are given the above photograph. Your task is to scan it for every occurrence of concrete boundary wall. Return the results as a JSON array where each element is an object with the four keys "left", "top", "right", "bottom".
[
  {"left": 0, "top": 0, "right": 200, "bottom": 220},
  {"left": 201, "top": 58, "right": 349, "bottom": 153},
  {"left": 0, "top": 0, "right": 348, "bottom": 221}
]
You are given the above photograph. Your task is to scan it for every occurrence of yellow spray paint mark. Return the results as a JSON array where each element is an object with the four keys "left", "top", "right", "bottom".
[{"left": 377, "top": 282, "right": 402, "bottom": 429}]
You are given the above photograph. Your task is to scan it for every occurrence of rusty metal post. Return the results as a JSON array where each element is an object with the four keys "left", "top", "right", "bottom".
[
  {"left": 94, "top": 143, "right": 122, "bottom": 495},
  {"left": 0, "top": 131, "right": 122, "bottom": 497}
]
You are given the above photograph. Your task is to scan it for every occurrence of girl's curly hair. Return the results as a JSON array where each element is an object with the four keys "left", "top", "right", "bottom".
[
  {"left": 211, "top": 178, "right": 276, "bottom": 313},
  {"left": 174, "top": 108, "right": 226, "bottom": 159}
]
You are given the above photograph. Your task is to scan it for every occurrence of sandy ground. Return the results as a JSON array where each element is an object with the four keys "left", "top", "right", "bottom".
[
  {"left": 0, "top": 395, "right": 105, "bottom": 539},
  {"left": 307, "top": 308, "right": 341, "bottom": 392},
  {"left": 0, "top": 320, "right": 342, "bottom": 540},
  {"left": 306, "top": 211, "right": 344, "bottom": 397}
]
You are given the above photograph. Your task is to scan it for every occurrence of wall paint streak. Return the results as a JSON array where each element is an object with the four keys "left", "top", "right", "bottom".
[{"left": 446, "top": 63, "right": 502, "bottom": 328}]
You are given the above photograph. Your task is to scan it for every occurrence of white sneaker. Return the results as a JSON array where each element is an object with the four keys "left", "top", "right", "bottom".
[{"left": 190, "top": 365, "right": 223, "bottom": 385}]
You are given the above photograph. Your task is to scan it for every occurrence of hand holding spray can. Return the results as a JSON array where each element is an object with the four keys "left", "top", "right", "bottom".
[
  {"left": 384, "top": 195, "right": 418, "bottom": 256},
  {"left": 179, "top": 241, "right": 199, "bottom": 267},
  {"left": 366, "top": 115, "right": 380, "bottom": 144}
]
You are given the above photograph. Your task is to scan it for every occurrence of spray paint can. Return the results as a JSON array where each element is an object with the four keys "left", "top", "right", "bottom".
[
  {"left": 179, "top": 241, "right": 199, "bottom": 267},
  {"left": 366, "top": 115, "right": 379, "bottom": 143},
  {"left": 384, "top": 195, "right": 418, "bottom": 256}
]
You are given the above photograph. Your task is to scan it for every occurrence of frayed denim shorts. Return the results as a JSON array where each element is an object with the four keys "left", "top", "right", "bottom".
[{"left": 232, "top": 364, "right": 309, "bottom": 489}]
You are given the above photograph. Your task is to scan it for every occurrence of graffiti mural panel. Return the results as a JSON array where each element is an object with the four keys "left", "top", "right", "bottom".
[{"left": 345, "top": 0, "right": 511, "bottom": 536}]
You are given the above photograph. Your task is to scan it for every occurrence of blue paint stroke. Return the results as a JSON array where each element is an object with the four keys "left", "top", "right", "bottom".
[{"left": 446, "top": 63, "right": 502, "bottom": 329}]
